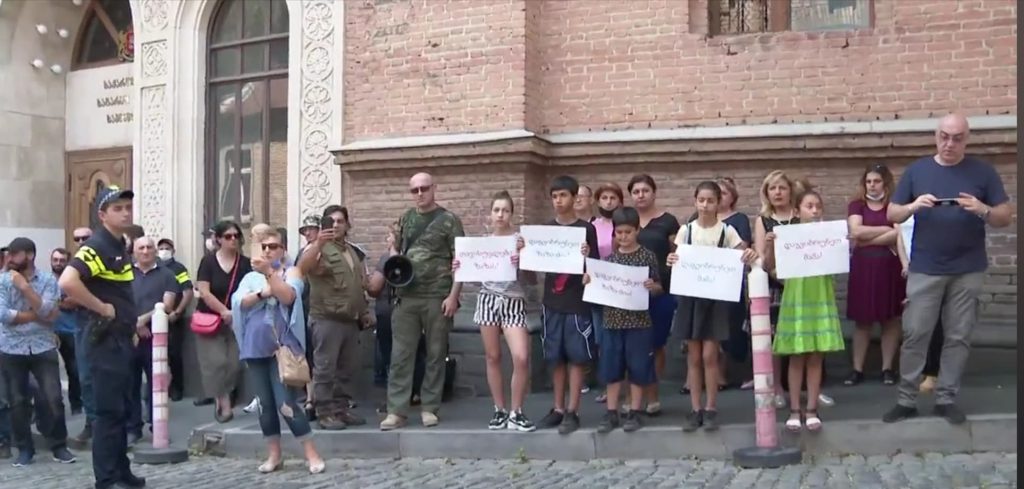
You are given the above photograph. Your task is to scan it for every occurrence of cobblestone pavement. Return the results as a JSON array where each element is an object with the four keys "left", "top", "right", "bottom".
[{"left": 0, "top": 451, "right": 1015, "bottom": 488}]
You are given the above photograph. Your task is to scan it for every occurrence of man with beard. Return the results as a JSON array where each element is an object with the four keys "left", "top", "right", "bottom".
[
  {"left": 59, "top": 186, "right": 147, "bottom": 489},
  {"left": 0, "top": 237, "right": 73, "bottom": 466},
  {"left": 297, "top": 205, "right": 371, "bottom": 430},
  {"left": 156, "top": 239, "right": 193, "bottom": 402}
]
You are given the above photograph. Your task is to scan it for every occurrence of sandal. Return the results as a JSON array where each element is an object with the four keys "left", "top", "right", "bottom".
[
  {"left": 785, "top": 411, "right": 803, "bottom": 432},
  {"left": 805, "top": 411, "right": 822, "bottom": 431}
]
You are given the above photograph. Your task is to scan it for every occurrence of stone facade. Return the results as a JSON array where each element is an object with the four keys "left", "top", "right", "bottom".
[
  {"left": 0, "top": 0, "right": 83, "bottom": 263},
  {"left": 338, "top": 0, "right": 1018, "bottom": 345}
]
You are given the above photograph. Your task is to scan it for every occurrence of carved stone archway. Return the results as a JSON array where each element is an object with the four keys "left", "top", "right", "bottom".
[{"left": 129, "top": 0, "right": 343, "bottom": 267}]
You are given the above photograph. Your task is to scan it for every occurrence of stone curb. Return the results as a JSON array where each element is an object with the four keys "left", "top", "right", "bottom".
[{"left": 189, "top": 413, "right": 1016, "bottom": 462}]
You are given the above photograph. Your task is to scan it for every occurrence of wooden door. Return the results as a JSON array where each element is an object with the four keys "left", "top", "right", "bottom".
[{"left": 65, "top": 148, "right": 132, "bottom": 250}]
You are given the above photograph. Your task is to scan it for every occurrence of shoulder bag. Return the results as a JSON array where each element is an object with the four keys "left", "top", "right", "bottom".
[{"left": 190, "top": 255, "right": 240, "bottom": 336}]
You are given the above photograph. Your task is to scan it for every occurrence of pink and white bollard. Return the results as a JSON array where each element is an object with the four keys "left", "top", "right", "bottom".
[
  {"left": 134, "top": 303, "right": 189, "bottom": 465},
  {"left": 732, "top": 260, "right": 801, "bottom": 468}
]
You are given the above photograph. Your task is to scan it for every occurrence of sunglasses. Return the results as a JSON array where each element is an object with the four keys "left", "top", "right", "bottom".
[
  {"left": 73, "top": 236, "right": 89, "bottom": 243},
  {"left": 409, "top": 185, "right": 432, "bottom": 195},
  {"left": 221, "top": 233, "right": 240, "bottom": 241},
  {"left": 261, "top": 243, "right": 282, "bottom": 251}
]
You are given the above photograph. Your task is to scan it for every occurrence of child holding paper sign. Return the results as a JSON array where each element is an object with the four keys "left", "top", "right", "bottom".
[
  {"left": 452, "top": 191, "right": 537, "bottom": 432},
  {"left": 771, "top": 187, "right": 846, "bottom": 432},
  {"left": 667, "top": 182, "right": 758, "bottom": 432},
  {"left": 582, "top": 207, "right": 662, "bottom": 433}
]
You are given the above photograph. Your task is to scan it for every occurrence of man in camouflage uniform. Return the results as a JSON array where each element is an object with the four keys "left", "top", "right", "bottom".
[
  {"left": 379, "top": 173, "right": 465, "bottom": 431},
  {"left": 297, "top": 205, "right": 371, "bottom": 430}
]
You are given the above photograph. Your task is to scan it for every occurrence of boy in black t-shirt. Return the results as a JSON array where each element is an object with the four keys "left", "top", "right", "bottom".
[{"left": 533, "top": 176, "right": 600, "bottom": 435}]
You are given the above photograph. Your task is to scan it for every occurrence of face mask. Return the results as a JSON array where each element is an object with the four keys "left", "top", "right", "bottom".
[
  {"left": 157, "top": 250, "right": 173, "bottom": 262},
  {"left": 205, "top": 238, "right": 216, "bottom": 252},
  {"left": 866, "top": 192, "right": 886, "bottom": 202},
  {"left": 598, "top": 207, "right": 614, "bottom": 218}
]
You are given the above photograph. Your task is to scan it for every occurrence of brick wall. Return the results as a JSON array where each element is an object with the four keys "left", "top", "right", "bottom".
[
  {"left": 344, "top": 0, "right": 1016, "bottom": 138},
  {"left": 344, "top": 0, "right": 527, "bottom": 139},
  {"left": 339, "top": 0, "right": 1017, "bottom": 332}
]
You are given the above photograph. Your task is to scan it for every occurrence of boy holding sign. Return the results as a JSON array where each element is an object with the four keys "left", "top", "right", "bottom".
[
  {"left": 667, "top": 182, "right": 758, "bottom": 432},
  {"left": 583, "top": 207, "right": 662, "bottom": 433},
  {"left": 534, "top": 176, "right": 599, "bottom": 435}
]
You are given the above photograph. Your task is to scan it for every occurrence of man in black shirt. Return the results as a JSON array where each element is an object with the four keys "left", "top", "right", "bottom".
[
  {"left": 535, "top": 175, "right": 600, "bottom": 435},
  {"left": 59, "top": 186, "right": 146, "bottom": 489}
]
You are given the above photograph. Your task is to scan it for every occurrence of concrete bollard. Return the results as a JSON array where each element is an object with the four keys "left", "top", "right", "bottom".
[
  {"left": 733, "top": 261, "right": 801, "bottom": 468},
  {"left": 134, "top": 303, "right": 189, "bottom": 465}
]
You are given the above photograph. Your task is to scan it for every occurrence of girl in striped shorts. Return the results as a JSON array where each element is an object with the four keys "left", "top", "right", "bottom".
[{"left": 452, "top": 191, "right": 536, "bottom": 432}]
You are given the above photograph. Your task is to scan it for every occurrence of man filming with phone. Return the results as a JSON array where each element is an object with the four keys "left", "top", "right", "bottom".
[
  {"left": 882, "top": 113, "right": 1012, "bottom": 426},
  {"left": 296, "top": 205, "right": 371, "bottom": 430}
]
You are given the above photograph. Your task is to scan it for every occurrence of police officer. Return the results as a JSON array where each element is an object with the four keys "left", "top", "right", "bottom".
[
  {"left": 58, "top": 186, "right": 145, "bottom": 489},
  {"left": 156, "top": 238, "right": 194, "bottom": 402}
]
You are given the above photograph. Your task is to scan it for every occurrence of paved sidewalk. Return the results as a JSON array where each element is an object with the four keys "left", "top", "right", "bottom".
[{"left": 0, "top": 451, "right": 1016, "bottom": 488}]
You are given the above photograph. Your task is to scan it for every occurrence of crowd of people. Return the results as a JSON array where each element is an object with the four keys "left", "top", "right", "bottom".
[{"left": 0, "top": 114, "right": 1011, "bottom": 487}]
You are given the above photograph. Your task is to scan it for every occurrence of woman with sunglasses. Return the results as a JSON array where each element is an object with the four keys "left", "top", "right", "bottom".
[
  {"left": 195, "top": 220, "right": 252, "bottom": 422},
  {"left": 231, "top": 228, "right": 325, "bottom": 474}
]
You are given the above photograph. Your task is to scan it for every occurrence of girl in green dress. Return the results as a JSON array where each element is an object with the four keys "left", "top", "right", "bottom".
[{"left": 770, "top": 185, "right": 846, "bottom": 432}]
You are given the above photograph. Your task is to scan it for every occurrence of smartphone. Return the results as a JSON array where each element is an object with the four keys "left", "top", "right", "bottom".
[
  {"left": 321, "top": 215, "right": 335, "bottom": 229},
  {"left": 934, "top": 198, "right": 960, "bottom": 206}
]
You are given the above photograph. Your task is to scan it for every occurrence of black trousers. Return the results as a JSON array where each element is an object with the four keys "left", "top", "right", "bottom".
[
  {"left": 87, "top": 332, "right": 134, "bottom": 487},
  {"left": 56, "top": 332, "right": 82, "bottom": 411},
  {"left": 922, "top": 319, "right": 944, "bottom": 377},
  {"left": 167, "top": 318, "right": 185, "bottom": 396},
  {"left": 128, "top": 338, "right": 152, "bottom": 436}
]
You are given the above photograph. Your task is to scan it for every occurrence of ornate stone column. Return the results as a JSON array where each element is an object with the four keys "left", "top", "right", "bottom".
[
  {"left": 287, "top": 0, "right": 345, "bottom": 250},
  {"left": 132, "top": 0, "right": 171, "bottom": 239}
]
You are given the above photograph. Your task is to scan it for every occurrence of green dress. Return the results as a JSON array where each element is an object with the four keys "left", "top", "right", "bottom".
[{"left": 772, "top": 275, "right": 845, "bottom": 355}]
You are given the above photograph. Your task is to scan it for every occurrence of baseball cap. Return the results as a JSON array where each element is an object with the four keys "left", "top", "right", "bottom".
[
  {"left": 96, "top": 186, "right": 134, "bottom": 210},
  {"left": 7, "top": 237, "right": 36, "bottom": 255},
  {"left": 299, "top": 215, "right": 320, "bottom": 231},
  {"left": 157, "top": 238, "right": 175, "bottom": 249}
]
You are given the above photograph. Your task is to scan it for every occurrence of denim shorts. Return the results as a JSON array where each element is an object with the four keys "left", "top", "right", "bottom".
[{"left": 598, "top": 327, "right": 656, "bottom": 386}]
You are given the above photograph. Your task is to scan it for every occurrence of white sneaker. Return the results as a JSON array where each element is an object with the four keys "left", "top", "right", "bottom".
[
  {"left": 243, "top": 397, "right": 260, "bottom": 413},
  {"left": 818, "top": 393, "right": 835, "bottom": 407}
]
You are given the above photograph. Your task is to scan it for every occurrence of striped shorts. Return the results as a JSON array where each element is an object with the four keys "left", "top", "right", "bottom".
[{"left": 474, "top": 292, "right": 527, "bottom": 328}]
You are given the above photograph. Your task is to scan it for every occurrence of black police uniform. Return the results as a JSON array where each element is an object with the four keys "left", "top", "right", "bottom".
[
  {"left": 69, "top": 225, "right": 138, "bottom": 488},
  {"left": 162, "top": 258, "right": 193, "bottom": 398}
]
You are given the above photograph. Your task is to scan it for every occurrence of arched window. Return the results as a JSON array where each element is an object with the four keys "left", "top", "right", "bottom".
[
  {"left": 72, "top": 0, "right": 134, "bottom": 70},
  {"left": 206, "top": 0, "right": 289, "bottom": 230}
]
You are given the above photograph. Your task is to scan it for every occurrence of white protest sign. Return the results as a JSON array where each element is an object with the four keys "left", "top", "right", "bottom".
[
  {"left": 773, "top": 220, "right": 850, "bottom": 279},
  {"left": 582, "top": 258, "right": 650, "bottom": 311},
  {"left": 519, "top": 225, "right": 585, "bottom": 274},
  {"left": 900, "top": 216, "right": 915, "bottom": 260},
  {"left": 454, "top": 236, "right": 517, "bottom": 283},
  {"left": 670, "top": 245, "right": 745, "bottom": 302}
]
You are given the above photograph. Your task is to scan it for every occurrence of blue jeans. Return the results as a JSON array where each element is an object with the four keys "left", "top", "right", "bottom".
[
  {"left": 244, "top": 357, "right": 312, "bottom": 439},
  {"left": 74, "top": 326, "right": 95, "bottom": 424}
]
